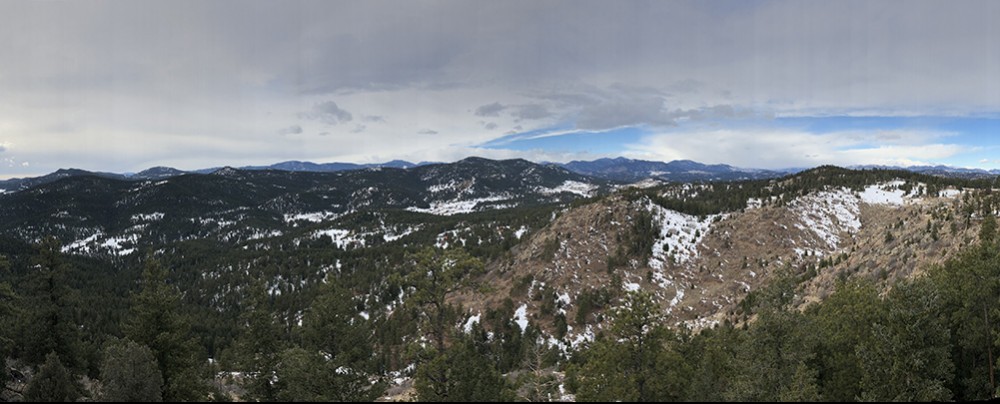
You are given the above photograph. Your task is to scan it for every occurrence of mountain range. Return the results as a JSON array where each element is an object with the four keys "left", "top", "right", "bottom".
[
  {"left": 1, "top": 155, "right": 998, "bottom": 401},
  {"left": 3, "top": 157, "right": 997, "bottom": 194}
]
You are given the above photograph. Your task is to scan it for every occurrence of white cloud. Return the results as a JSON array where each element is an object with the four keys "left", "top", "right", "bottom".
[{"left": 625, "top": 129, "right": 967, "bottom": 169}]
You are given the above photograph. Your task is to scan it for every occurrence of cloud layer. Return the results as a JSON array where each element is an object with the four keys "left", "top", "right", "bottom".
[{"left": 0, "top": 0, "right": 997, "bottom": 175}]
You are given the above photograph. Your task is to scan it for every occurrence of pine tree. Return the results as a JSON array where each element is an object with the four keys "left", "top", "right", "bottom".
[
  {"left": 406, "top": 247, "right": 483, "bottom": 352},
  {"left": 811, "top": 279, "right": 883, "bottom": 401},
  {"left": 414, "top": 336, "right": 512, "bottom": 402},
  {"left": 981, "top": 212, "right": 997, "bottom": 246},
  {"left": 274, "top": 347, "right": 380, "bottom": 402},
  {"left": 20, "top": 237, "right": 85, "bottom": 369},
  {"left": 575, "top": 291, "right": 689, "bottom": 402},
  {"left": 24, "top": 352, "right": 81, "bottom": 402},
  {"left": 224, "top": 281, "right": 285, "bottom": 402},
  {"left": 124, "top": 257, "right": 207, "bottom": 402},
  {"left": 0, "top": 255, "right": 17, "bottom": 387},
  {"left": 99, "top": 339, "right": 164, "bottom": 402},
  {"left": 857, "top": 280, "right": 954, "bottom": 402},
  {"left": 271, "top": 282, "right": 381, "bottom": 402}
]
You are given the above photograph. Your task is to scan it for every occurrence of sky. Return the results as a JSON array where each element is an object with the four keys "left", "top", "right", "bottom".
[{"left": 1, "top": 0, "right": 999, "bottom": 178}]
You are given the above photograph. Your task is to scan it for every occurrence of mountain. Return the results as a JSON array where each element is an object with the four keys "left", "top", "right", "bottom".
[
  {"left": 131, "top": 166, "right": 188, "bottom": 180},
  {"left": 560, "top": 157, "right": 790, "bottom": 182},
  {"left": 858, "top": 164, "right": 1000, "bottom": 180},
  {"left": 240, "top": 159, "right": 427, "bottom": 172},
  {"left": 0, "top": 168, "right": 125, "bottom": 193},
  {"left": 0, "top": 157, "right": 609, "bottom": 255}
]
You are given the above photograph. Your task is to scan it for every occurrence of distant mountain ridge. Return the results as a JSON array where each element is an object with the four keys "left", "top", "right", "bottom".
[
  {"left": 2, "top": 157, "right": 998, "bottom": 193},
  {"left": 559, "top": 157, "right": 794, "bottom": 182}
]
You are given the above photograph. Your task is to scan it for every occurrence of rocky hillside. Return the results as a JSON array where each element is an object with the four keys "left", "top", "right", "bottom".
[{"left": 450, "top": 173, "right": 997, "bottom": 348}]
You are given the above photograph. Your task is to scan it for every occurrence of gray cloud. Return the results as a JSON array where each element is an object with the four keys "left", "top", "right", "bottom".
[
  {"left": 484, "top": 122, "right": 498, "bottom": 130},
  {"left": 418, "top": 129, "right": 439, "bottom": 135},
  {"left": 511, "top": 104, "right": 552, "bottom": 121},
  {"left": 277, "top": 125, "right": 303, "bottom": 135},
  {"left": 474, "top": 102, "right": 506, "bottom": 117},
  {"left": 304, "top": 101, "right": 353, "bottom": 125},
  {"left": 351, "top": 125, "right": 366, "bottom": 133},
  {"left": 0, "top": 0, "right": 998, "bottom": 173}
]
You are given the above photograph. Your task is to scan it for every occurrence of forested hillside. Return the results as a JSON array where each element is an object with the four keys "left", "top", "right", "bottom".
[{"left": 1, "top": 161, "right": 998, "bottom": 401}]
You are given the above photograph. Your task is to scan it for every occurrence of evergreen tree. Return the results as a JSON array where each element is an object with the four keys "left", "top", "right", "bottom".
[
  {"left": 406, "top": 247, "right": 483, "bottom": 352},
  {"left": 24, "top": 352, "right": 81, "bottom": 402},
  {"left": 274, "top": 347, "right": 380, "bottom": 402},
  {"left": 100, "top": 339, "right": 164, "bottom": 402},
  {"left": 810, "top": 279, "right": 883, "bottom": 402},
  {"left": 124, "top": 257, "right": 207, "bottom": 402},
  {"left": 726, "top": 306, "right": 819, "bottom": 401},
  {"left": 575, "top": 291, "right": 689, "bottom": 402},
  {"left": 981, "top": 212, "right": 997, "bottom": 245},
  {"left": 415, "top": 336, "right": 512, "bottom": 402},
  {"left": 20, "top": 237, "right": 85, "bottom": 369},
  {"left": 224, "top": 281, "right": 285, "bottom": 402},
  {"left": 928, "top": 237, "right": 1000, "bottom": 400},
  {"left": 0, "top": 255, "right": 18, "bottom": 387},
  {"left": 270, "top": 282, "right": 382, "bottom": 402},
  {"left": 857, "top": 280, "right": 954, "bottom": 402},
  {"left": 682, "top": 323, "right": 741, "bottom": 402}
]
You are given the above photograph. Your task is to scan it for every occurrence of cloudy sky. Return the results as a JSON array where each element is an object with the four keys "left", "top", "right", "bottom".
[{"left": 1, "top": 0, "right": 999, "bottom": 177}]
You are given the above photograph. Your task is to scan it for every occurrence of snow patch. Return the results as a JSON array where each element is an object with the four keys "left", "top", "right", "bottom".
[
  {"left": 131, "top": 212, "right": 165, "bottom": 222},
  {"left": 860, "top": 181, "right": 906, "bottom": 206},
  {"left": 383, "top": 226, "right": 419, "bottom": 242},
  {"left": 623, "top": 282, "right": 641, "bottom": 292},
  {"left": 283, "top": 211, "right": 341, "bottom": 223},
  {"left": 514, "top": 304, "right": 529, "bottom": 333},
  {"left": 557, "top": 292, "right": 572, "bottom": 307},
  {"left": 62, "top": 233, "right": 103, "bottom": 253},
  {"left": 790, "top": 188, "right": 861, "bottom": 250},
  {"left": 940, "top": 189, "right": 962, "bottom": 198},
  {"left": 405, "top": 195, "right": 510, "bottom": 216},
  {"left": 463, "top": 313, "right": 481, "bottom": 333},
  {"left": 514, "top": 225, "right": 529, "bottom": 240},
  {"left": 537, "top": 180, "right": 597, "bottom": 197},
  {"left": 646, "top": 200, "right": 722, "bottom": 268},
  {"left": 313, "top": 229, "right": 367, "bottom": 249}
]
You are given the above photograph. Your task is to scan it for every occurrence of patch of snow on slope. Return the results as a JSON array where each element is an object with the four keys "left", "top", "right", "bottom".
[
  {"left": 623, "top": 282, "right": 640, "bottom": 292},
  {"left": 428, "top": 180, "right": 462, "bottom": 194},
  {"left": 405, "top": 195, "right": 509, "bottom": 216},
  {"left": 464, "top": 313, "right": 481, "bottom": 333},
  {"left": 283, "top": 211, "right": 341, "bottom": 224},
  {"left": 313, "top": 229, "right": 367, "bottom": 249},
  {"left": 514, "top": 225, "right": 529, "bottom": 239},
  {"left": 131, "top": 212, "right": 165, "bottom": 222},
  {"left": 646, "top": 200, "right": 722, "bottom": 269},
  {"left": 537, "top": 180, "right": 597, "bottom": 197},
  {"left": 860, "top": 181, "right": 906, "bottom": 206},
  {"left": 940, "top": 189, "right": 962, "bottom": 198},
  {"left": 62, "top": 233, "right": 103, "bottom": 253},
  {"left": 383, "top": 226, "right": 419, "bottom": 242},
  {"left": 557, "top": 292, "right": 572, "bottom": 306},
  {"left": 624, "top": 179, "right": 663, "bottom": 189},
  {"left": 514, "top": 304, "right": 529, "bottom": 333},
  {"left": 101, "top": 235, "right": 139, "bottom": 256},
  {"left": 790, "top": 188, "right": 861, "bottom": 250}
]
